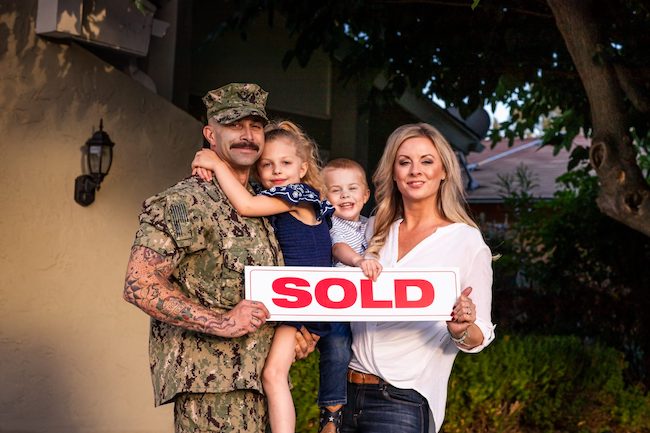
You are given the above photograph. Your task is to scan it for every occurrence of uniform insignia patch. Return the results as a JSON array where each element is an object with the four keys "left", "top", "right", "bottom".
[{"left": 168, "top": 202, "right": 191, "bottom": 240}]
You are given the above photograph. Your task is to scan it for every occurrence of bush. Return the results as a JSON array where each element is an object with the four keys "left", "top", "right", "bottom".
[
  {"left": 443, "top": 335, "right": 650, "bottom": 433},
  {"left": 484, "top": 169, "right": 650, "bottom": 382},
  {"left": 290, "top": 335, "right": 649, "bottom": 432},
  {"left": 290, "top": 350, "right": 320, "bottom": 433}
]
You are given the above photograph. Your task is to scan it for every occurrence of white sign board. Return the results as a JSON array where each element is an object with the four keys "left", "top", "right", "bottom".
[{"left": 245, "top": 266, "right": 459, "bottom": 322}]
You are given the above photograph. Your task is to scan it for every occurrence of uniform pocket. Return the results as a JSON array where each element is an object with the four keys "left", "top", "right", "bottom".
[{"left": 218, "top": 239, "right": 258, "bottom": 307}]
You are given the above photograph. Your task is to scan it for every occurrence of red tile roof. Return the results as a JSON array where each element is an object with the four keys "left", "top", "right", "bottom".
[{"left": 463, "top": 136, "right": 589, "bottom": 203}]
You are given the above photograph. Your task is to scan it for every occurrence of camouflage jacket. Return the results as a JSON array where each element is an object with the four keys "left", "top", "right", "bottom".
[{"left": 133, "top": 176, "right": 283, "bottom": 406}]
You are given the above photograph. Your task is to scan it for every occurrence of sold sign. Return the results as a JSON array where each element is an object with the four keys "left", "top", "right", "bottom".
[{"left": 245, "top": 266, "right": 459, "bottom": 321}]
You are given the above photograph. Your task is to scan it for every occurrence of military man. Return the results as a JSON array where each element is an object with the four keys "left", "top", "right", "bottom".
[{"left": 123, "top": 83, "right": 313, "bottom": 432}]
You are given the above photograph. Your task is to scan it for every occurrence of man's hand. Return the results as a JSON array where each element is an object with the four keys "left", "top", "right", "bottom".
[
  {"left": 222, "top": 300, "right": 271, "bottom": 337},
  {"left": 294, "top": 326, "right": 319, "bottom": 361},
  {"left": 124, "top": 246, "right": 269, "bottom": 338}
]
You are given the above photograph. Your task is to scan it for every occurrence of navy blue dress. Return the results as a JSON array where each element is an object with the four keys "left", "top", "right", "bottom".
[
  {"left": 260, "top": 183, "right": 333, "bottom": 268},
  {"left": 259, "top": 183, "right": 335, "bottom": 336}
]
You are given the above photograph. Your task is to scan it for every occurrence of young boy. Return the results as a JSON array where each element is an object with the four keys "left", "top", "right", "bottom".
[
  {"left": 317, "top": 158, "right": 382, "bottom": 433},
  {"left": 323, "top": 158, "right": 382, "bottom": 278}
]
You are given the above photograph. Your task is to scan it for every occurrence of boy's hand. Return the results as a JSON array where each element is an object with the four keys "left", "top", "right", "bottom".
[{"left": 355, "top": 257, "right": 383, "bottom": 281}]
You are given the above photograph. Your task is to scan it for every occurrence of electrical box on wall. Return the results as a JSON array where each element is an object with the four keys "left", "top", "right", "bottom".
[{"left": 36, "top": 0, "right": 156, "bottom": 56}]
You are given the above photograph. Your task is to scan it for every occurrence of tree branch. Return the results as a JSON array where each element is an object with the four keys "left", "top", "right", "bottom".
[
  {"left": 613, "top": 64, "right": 650, "bottom": 113},
  {"left": 547, "top": 0, "right": 650, "bottom": 236}
]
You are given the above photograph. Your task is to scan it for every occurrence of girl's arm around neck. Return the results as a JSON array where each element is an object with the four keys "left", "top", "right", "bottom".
[
  {"left": 215, "top": 166, "right": 291, "bottom": 216},
  {"left": 192, "top": 149, "right": 292, "bottom": 217}
]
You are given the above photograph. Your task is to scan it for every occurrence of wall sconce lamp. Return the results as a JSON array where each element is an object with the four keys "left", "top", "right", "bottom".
[{"left": 74, "top": 119, "right": 115, "bottom": 206}]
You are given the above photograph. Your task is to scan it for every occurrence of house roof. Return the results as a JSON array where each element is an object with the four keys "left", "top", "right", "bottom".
[
  {"left": 463, "top": 136, "right": 588, "bottom": 203},
  {"left": 373, "top": 74, "right": 488, "bottom": 154}
]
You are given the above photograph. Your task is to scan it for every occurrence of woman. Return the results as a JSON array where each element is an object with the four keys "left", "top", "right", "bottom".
[{"left": 341, "top": 123, "right": 495, "bottom": 433}]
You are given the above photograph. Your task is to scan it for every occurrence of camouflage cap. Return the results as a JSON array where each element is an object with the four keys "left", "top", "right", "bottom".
[{"left": 203, "top": 83, "right": 269, "bottom": 124}]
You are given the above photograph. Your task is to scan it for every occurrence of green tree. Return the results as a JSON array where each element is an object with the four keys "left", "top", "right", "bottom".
[
  {"left": 489, "top": 168, "right": 650, "bottom": 381},
  {"left": 217, "top": 0, "right": 650, "bottom": 235}
]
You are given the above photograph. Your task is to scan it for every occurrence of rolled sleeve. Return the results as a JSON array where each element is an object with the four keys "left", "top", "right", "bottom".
[{"left": 458, "top": 319, "right": 496, "bottom": 354}]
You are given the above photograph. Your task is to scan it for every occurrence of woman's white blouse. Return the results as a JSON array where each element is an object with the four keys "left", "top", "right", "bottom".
[{"left": 349, "top": 219, "right": 496, "bottom": 432}]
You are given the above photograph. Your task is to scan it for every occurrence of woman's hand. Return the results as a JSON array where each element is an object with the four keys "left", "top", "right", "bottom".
[
  {"left": 447, "top": 287, "right": 480, "bottom": 347},
  {"left": 191, "top": 149, "right": 223, "bottom": 181}
]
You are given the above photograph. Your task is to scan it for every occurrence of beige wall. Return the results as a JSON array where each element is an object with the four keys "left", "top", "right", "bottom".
[{"left": 0, "top": 3, "right": 202, "bottom": 432}]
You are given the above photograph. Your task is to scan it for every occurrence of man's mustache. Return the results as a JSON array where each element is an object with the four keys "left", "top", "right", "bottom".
[{"left": 230, "top": 142, "right": 260, "bottom": 151}]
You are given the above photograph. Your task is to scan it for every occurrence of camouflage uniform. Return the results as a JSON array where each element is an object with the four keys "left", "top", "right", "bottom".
[
  {"left": 133, "top": 176, "right": 283, "bottom": 430},
  {"left": 173, "top": 390, "right": 267, "bottom": 432},
  {"left": 203, "top": 83, "right": 269, "bottom": 124}
]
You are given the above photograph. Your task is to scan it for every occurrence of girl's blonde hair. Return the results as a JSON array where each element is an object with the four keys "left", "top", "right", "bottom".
[
  {"left": 366, "top": 123, "right": 477, "bottom": 257},
  {"left": 257, "top": 120, "right": 326, "bottom": 195}
]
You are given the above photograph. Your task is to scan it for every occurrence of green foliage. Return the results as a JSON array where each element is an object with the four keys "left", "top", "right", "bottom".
[
  {"left": 631, "top": 127, "right": 650, "bottom": 180},
  {"left": 496, "top": 163, "right": 540, "bottom": 213},
  {"left": 289, "top": 335, "right": 650, "bottom": 432},
  {"left": 442, "top": 335, "right": 650, "bottom": 433},
  {"left": 485, "top": 168, "right": 650, "bottom": 381},
  {"left": 216, "top": 1, "right": 648, "bottom": 128},
  {"left": 290, "top": 350, "right": 320, "bottom": 433},
  {"left": 218, "top": 0, "right": 571, "bottom": 112}
]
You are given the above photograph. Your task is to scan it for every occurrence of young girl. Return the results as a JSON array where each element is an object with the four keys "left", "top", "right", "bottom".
[{"left": 192, "top": 120, "right": 350, "bottom": 433}]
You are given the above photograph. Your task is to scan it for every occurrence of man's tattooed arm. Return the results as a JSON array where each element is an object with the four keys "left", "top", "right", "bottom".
[{"left": 123, "top": 246, "right": 264, "bottom": 338}]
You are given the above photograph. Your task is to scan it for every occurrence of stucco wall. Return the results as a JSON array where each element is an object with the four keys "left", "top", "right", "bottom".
[{"left": 0, "top": 2, "right": 201, "bottom": 432}]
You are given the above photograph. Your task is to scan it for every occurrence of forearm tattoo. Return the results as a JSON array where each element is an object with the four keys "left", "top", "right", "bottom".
[{"left": 123, "top": 246, "right": 243, "bottom": 337}]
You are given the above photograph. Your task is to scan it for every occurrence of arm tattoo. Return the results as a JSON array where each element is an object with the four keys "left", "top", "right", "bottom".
[{"left": 123, "top": 246, "right": 240, "bottom": 337}]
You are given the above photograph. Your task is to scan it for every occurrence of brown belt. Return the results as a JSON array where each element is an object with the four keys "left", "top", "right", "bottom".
[{"left": 347, "top": 368, "right": 383, "bottom": 384}]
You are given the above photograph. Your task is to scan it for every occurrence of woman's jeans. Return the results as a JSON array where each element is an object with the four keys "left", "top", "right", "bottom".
[{"left": 341, "top": 380, "right": 431, "bottom": 433}]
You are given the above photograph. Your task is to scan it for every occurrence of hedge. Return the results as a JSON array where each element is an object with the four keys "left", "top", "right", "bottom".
[{"left": 289, "top": 334, "right": 650, "bottom": 433}]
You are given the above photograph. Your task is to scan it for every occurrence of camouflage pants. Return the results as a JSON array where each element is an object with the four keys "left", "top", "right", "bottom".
[{"left": 174, "top": 390, "right": 268, "bottom": 433}]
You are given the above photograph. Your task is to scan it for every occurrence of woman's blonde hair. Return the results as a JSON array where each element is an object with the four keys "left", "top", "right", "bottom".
[
  {"left": 257, "top": 120, "right": 326, "bottom": 195},
  {"left": 366, "top": 123, "right": 477, "bottom": 257}
]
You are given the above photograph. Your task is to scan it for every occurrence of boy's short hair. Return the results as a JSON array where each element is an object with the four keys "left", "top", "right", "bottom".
[{"left": 322, "top": 158, "right": 369, "bottom": 188}]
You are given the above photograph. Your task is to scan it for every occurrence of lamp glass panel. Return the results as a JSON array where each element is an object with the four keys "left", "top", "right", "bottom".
[
  {"left": 100, "top": 145, "right": 112, "bottom": 175},
  {"left": 87, "top": 144, "right": 103, "bottom": 175}
]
